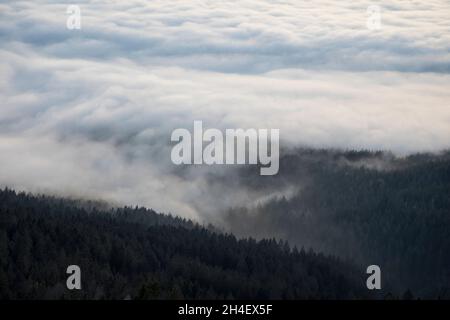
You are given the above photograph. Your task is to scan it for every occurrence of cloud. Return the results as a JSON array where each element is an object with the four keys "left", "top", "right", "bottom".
[
  {"left": 2, "top": 1, "right": 450, "bottom": 72},
  {"left": 0, "top": 0, "right": 449, "bottom": 219}
]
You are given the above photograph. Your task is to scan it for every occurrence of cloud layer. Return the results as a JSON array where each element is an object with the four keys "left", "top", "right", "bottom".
[{"left": 0, "top": 0, "right": 449, "bottom": 219}]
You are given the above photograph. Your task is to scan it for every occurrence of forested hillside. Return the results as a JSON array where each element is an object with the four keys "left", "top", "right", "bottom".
[
  {"left": 0, "top": 188, "right": 373, "bottom": 300},
  {"left": 1, "top": 150, "right": 447, "bottom": 299},
  {"left": 225, "top": 149, "right": 450, "bottom": 297}
]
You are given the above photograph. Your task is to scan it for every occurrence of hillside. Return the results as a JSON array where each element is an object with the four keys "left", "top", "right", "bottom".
[
  {"left": 0, "top": 188, "right": 372, "bottom": 299},
  {"left": 225, "top": 149, "right": 450, "bottom": 297}
]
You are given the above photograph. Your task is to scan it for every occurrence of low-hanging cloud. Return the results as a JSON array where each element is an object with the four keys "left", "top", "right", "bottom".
[{"left": 0, "top": 0, "right": 449, "bottom": 220}]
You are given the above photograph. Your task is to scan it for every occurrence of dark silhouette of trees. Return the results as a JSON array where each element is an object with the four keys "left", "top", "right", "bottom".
[
  {"left": 0, "top": 188, "right": 370, "bottom": 300},
  {"left": 225, "top": 149, "right": 450, "bottom": 297}
]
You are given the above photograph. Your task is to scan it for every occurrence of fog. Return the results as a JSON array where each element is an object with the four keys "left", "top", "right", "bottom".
[{"left": 1, "top": 0, "right": 449, "bottom": 222}]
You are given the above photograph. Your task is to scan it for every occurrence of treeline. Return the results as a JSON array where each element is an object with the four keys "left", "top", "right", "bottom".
[
  {"left": 0, "top": 188, "right": 374, "bottom": 299},
  {"left": 225, "top": 149, "right": 450, "bottom": 297}
]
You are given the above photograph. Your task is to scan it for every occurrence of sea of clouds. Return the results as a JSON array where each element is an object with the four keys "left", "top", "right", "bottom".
[{"left": 0, "top": 0, "right": 449, "bottom": 220}]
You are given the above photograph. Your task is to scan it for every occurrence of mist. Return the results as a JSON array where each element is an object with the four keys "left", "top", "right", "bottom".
[{"left": 1, "top": 0, "right": 450, "bottom": 226}]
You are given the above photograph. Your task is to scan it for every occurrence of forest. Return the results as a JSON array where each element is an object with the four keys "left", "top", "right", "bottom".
[
  {"left": 225, "top": 149, "right": 450, "bottom": 297},
  {"left": 1, "top": 148, "right": 449, "bottom": 299},
  {"left": 0, "top": 188, "right": 374, "bottom": 299}
]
